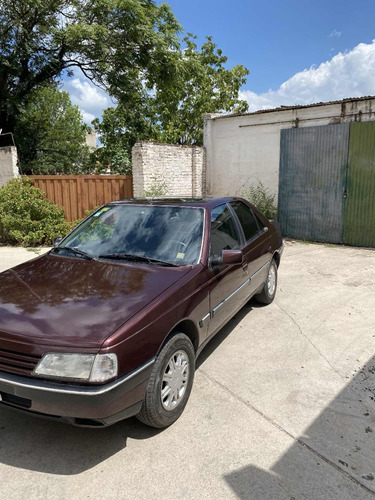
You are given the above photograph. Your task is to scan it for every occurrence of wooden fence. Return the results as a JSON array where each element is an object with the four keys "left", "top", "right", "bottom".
[{"left": 29, "top": 175, "right": 133, "bottom": 221}]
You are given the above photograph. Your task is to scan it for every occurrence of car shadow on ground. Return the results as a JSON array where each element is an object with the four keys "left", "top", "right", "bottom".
[
  {"left": 0, "top": 406, "right": 162, "bottom": 475},
  {"left": 223, "top": 353, "right": 375, "bottom": 499},
  {"left": 0, "top": 301, "right": 255, "bottom": 476},
  {"left": 196, "top": 300, "right": 254, "bottom": 370}
]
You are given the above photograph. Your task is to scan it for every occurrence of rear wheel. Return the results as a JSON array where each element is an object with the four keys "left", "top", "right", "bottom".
[
  {"left": 255, "top": 259, "right": 278, "bottom": 305},
  {"left": 136, "top": 333, "right": 195, "bottom": 428}
]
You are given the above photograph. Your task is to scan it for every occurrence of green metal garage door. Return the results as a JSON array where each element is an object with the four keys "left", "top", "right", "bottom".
[{"left": 343, "top": 121, "right": 375, "bottom": 247}]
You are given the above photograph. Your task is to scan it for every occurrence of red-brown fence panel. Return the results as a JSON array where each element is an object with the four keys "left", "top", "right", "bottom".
[{"left": 28, "top": 175, "right": 133, "bottom": 221}]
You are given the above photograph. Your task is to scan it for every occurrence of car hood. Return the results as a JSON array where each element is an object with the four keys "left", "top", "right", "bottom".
[{"left": 0, "top": 254, "right": 190, "bottom": 349}]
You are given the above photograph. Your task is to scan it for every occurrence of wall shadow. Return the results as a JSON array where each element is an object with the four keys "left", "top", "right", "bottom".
[{"left": 224, "top": 354, "right": 375, "bottom": 499}]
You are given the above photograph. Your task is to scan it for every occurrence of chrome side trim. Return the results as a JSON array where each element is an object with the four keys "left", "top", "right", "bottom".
[
  {"left": 0, "top": 357, "right": 156, "bottom": 396},
  {"left": 199, "top": 312, "right": 211, "bottom": 328},
  {"left": 250, "top": 260, "right": 271, "bottom": 280},
  {"left": 212, "top": 278, "right": 251, "bottom": 316}
]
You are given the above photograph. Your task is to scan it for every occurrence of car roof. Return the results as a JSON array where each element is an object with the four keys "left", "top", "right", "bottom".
[{"left": 107, "top": 197, "right": 241, "bottom": 209}]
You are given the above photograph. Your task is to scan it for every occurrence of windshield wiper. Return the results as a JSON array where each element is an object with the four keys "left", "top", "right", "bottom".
[
  {"left": 52, "top": 246, "right": 95, "bottom": 261},
  {"left": 98, "top": 253, "right": 179, "bottom": 267}
]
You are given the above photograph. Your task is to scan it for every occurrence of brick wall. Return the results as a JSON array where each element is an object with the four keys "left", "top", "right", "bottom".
[
  {"left": 0, "top": 146, "right": 19, "bottom": 187},
  {"left": 132, "top": 142, "right": 205, "bottom": 198}
]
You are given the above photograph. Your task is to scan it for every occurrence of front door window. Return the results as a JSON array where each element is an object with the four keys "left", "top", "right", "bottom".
[{"left": 210, "top": 204, "right": 240, "bottom": 259}]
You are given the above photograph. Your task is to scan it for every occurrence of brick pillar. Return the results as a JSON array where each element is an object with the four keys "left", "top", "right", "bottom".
[
  {"left": 0, "top": 146, "right": 20, "bottom": 187},
  {"left": 132, "top": 142, "right": 205, "bottom": 198}
]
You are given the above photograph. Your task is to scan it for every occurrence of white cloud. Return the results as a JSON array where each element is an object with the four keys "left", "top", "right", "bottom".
[
  {"left": 81, "top": 110, "right": 96, "bottom": 124},
  {"left": 330, "top": 29, "right": 342, "bottom": 38},
  {"left": 240, "top": 40, "right": 375, "bottom": 112},
  {"left": 62, "top": 76, "right": 114, "bottom": 125}
]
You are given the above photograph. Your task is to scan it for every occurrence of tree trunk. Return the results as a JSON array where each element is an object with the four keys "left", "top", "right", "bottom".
[{"left": 0, "top": 110, "right": 16, "bottom": 136}]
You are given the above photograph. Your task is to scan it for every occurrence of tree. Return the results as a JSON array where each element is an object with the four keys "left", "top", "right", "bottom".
[
  {"left": 94, "top": 34, "right": 249, "bottom": 153},
  {"left": 89, "top": 141, "right": 132, "bottom": 175},
  {"left": 15, "top": 85, "right": 90, "bottom": 173},
  {"left": 155, "top": 34, "right": 249, "bottom": 145},
  {"left": 0, "top": 0, "right": 181, "bottom": 135},
  {"left": 1, "top": 1, "right": 249, "bottom": 170}
]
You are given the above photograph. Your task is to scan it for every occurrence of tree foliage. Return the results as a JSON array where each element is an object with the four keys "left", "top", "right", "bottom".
[
  {"left": 0, "top": 0, "right": 181, "bottom": 135},
  {"left": 1, "top": 1, "right": 249, "bottom": 171},
  {"left": 154, "top": 34, "right": 249, "bottom": 145},
  {"left": 15, "top": 85, "right": 90, "bottom": 173},
  {"left": 94, "top": 34, "right": 249, "bottom": 153}
]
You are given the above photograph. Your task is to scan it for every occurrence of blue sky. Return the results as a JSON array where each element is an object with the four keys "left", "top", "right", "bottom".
[
  {"left": 64, "top": 0, "right": 375, "bottom": 123},
  {"left": 166, "top": 0, "right": 375, "bottom": 93}
]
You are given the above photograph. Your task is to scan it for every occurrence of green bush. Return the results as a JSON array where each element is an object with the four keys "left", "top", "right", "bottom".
[
  {"left": 242, "top": 181, "right": 278, "bottom": 220},
  {"left": 0, "top": 178, "right": 71, "bottom": 246}
]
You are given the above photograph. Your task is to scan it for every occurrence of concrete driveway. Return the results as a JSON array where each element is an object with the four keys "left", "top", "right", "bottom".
[{"left": 0, "top": 242, "right": 375, "bottom": 499}]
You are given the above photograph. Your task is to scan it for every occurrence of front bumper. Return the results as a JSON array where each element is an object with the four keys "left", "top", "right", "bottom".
[{"left": 0, "top": 358, "right": 155, "bottom": 427}]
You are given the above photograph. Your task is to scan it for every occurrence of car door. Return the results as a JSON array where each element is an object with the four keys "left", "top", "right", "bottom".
[
  {"left": 207, "top": 203, "right": 251, "bottom": 336},
  {"left": 230, "top": 200, "right": 273, "bottom": 296}
]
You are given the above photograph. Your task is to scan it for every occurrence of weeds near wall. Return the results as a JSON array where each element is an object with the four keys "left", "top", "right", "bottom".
[
  {"left": 242, "top": 181, "right": 278, "bottom": 220},
  {"left": 144, "top": 179, "right": 168, "bottom": 197}
]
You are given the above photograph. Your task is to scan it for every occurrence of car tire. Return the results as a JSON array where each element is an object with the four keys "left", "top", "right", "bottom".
[
  {"left": 136, "top": 333, "right": 195, "bottom": 428},
  {"left": 255, "top": 259, "right": 278, "bottom": 305}
]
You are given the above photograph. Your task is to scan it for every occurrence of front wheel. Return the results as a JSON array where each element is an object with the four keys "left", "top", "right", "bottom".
[
  {"left": 255, "top": 259, "right": 278, "bottom": 305},
  {"left": 136, "top": 333, "right": 195, "bottom": 428}
]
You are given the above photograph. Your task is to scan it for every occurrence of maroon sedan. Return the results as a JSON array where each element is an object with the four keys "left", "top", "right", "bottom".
[{"left": 0, "top": 197, "right": 283, "bottom": 428}]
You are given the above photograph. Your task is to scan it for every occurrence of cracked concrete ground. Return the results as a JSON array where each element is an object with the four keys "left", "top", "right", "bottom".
[{"left": 0, "top": 241, "right": 375, "bottom": 499}]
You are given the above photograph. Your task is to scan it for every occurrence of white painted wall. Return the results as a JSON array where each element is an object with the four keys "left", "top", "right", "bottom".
[{"left": 204, "top": 98, "right": 375, "bottom": 201}]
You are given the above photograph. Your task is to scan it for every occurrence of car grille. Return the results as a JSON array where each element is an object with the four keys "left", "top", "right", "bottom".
[{"left": 0, "top": 347, "right": 41, "bottom": 377}]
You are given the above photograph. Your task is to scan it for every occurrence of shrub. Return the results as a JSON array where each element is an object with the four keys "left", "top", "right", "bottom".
[
  {"left": 0, "top": 178, "right": 71, "bottom": 246},
  {"left": 242, "top": 181, "right": 278, "bottom": 220}
]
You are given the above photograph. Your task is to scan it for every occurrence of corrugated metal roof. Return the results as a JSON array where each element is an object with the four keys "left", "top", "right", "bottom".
[{"left": 211, "top": 96, "right": 375, "bottom": 120}]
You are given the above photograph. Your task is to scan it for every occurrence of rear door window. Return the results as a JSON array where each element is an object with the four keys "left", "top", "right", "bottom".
[{"left": 230, "top": 201, "right": 260, "bottom": 242}]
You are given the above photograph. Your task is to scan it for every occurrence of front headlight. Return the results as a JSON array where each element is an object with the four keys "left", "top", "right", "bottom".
[{"left": 33, "top": 353, "right": 118, "bottom": 383}]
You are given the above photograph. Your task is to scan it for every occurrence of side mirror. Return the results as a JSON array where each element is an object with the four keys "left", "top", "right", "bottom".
[
  {"left": 210, "top": 249, "right": 243, "bottom": 267},
  {"left": 53, "top": 237, "right": 63, "bottom": 247}
]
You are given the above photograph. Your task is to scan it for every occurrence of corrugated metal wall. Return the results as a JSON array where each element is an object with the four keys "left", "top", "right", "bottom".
[
  {"left": 343, "top": 122, "right": 375, "bottom": 247},
  {"left": 278, "top": 124, "right": 349, "bottom": 243},
  {"left": 278, "top": 121, "right": 375, "bottom": 247}
]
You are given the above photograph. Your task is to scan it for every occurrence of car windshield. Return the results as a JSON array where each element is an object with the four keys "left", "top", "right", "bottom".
[{"left": 55, "top": 204, "right": 204, "bottom": 266}]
